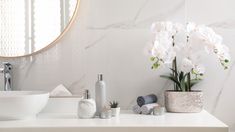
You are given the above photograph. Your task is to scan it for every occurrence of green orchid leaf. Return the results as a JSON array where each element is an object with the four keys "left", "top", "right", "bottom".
[
  {"left": 179, "top": 71, "right": 184, "bottom": 82},
  {"left": 169, "top": 68, "right": 178, "bottom": 74},
  {"left": 169, "top": 73, "right": 178, "bottom": 81},
  {"left": 190, "top": 79, "right": 202, "bottom": 87},
  {"left": 179, "top": 74, "right": 188, "bottom": 91},
  {"left": 160, "top": 75, "right": 180, "bottom": 87},
  {"left": 180, "top": 81, "right": 186, "bottom": 92},
  {"left": 185, "top": 82, "right": 189, "bottom": 91}
]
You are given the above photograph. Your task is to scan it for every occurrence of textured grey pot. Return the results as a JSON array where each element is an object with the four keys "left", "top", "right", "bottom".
[{"left": 165, "top": 90, "right": 203, "bottom": 113}]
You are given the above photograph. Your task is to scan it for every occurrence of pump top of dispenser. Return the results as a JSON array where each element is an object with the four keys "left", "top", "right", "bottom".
[
  {"left": 84, "top": 89, "right": 91, "bottom": 99},
  {"left": 98, "top": 74, "right": 103, "bottom": 81}
]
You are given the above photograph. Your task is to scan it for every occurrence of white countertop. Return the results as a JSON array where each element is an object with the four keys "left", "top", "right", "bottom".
[{"left": 0, "top": 110, "right": 228, "bottom": 132}]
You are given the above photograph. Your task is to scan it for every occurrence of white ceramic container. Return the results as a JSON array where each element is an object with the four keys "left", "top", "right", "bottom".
[{"left": 111, "top": 107, "right": 120, "bottom": 117}]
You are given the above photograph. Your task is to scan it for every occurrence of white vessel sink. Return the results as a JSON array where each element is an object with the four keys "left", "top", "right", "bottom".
[{"left": 0, "top": 91, "right": 49, "bottom": 120}]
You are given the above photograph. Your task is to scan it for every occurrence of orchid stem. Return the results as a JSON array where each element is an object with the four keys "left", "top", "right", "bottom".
[
  {"left": 172, "top": 35, "right": 179, "bottom": 91},
  {"left": 187, "top": 73, "right": 191, "bottom": 91},
  {"left": 174, "top": 57, "right": 178, "bottom": 90}
]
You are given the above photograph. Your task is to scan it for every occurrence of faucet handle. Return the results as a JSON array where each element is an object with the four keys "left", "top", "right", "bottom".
[{"left": 3, "top": 62, "right": 12, "bottom": 71}]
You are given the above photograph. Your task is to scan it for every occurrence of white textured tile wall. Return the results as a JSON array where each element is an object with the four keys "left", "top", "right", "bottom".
[{"left": 0, "top": 0, "right": 235, "bottom": 131}]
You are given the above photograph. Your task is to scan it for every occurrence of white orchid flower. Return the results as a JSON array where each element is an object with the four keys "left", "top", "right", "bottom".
[
  {"left": 195, "top": 25, "right": 222, "bottom": 45},
  {"left": 151, "top": 31, "right": 176, "bottom": 66},
  {"left": 151, "top": 42, "right": 166, "bottom": 59},
  {"left": 180, "top": 58, "right": 194, "bottom": 73},
  {"left": 186, "top": 22, "right": 196, "bottom": 35},
  {"left": 193, "top": 64, "right": 205, "bottom": 76},
  {"left": 151, "top": 21, "right": 182, "bottom": 35},
  {"left": 149, "top": 21, "right": 231, "bottom": 71},
  {"left": 163, "top": 48, "right": 176, "bottom": 64},
  {"left": 214, "top": 43, "right": 229, "bottom": 55},
  {"left": 151, "top": 22, "right": 169, "bottom": 33}
]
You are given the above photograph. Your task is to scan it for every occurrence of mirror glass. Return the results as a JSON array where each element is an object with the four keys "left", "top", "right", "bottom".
[{"left": 0, "top": 0, "right": 78, "bottom": 57}]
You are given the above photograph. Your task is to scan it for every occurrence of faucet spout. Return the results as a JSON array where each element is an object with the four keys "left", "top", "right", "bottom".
[
  {"left": 5, "top": 73, "right": 12, "bottom": 91},
  {"left": 1, "top": 62, "right": 13, "bottom": 91}
]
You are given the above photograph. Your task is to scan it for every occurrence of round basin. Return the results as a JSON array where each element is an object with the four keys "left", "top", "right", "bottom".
[{"left": 0, "top": 91, "right": 49, "bottom": 120}]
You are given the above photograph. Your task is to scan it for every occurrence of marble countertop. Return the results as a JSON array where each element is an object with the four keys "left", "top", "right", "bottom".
[{"left": 0, "top": 110, "right": 228, "bottom": 132}]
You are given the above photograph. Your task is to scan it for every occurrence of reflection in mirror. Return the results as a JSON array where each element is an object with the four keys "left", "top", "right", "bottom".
[{"left": 0, "top": 0, "right": 78, "bottom": 57}]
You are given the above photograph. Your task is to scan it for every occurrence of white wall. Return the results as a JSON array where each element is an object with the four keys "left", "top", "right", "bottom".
[{"left": 1, "top": 0, "right": 235, "bottom": 131}]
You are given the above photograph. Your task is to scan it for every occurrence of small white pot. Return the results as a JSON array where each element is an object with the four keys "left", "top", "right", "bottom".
[{"left": 111, "top": 107, "right": 120, "bottom": 117}]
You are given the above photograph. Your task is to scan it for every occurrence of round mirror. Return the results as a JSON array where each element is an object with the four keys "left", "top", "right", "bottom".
[{"left": 0, "top": 0, "right": 79, "bottom": 57}]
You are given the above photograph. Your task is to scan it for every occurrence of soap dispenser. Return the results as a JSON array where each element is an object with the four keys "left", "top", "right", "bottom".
[{"left": 78, "top": 90, "right": 96, "bottom": 119}]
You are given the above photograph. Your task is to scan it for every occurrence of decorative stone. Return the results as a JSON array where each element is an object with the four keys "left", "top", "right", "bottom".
[
  {"left": 153, "top": 106, "right": 165, "bottom": 116},
  {"left": 100, "top": 107, "right": 112, "bottom": 119}
]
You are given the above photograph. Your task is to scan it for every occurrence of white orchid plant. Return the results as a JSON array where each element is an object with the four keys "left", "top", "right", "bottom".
[{"left": 150, "top": 21, "right": 230, "bottom": 92}]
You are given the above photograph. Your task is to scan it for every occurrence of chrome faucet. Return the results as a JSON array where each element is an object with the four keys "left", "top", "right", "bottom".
[{"left": 0, "top": 62, "right": 13, "bottom": 91}]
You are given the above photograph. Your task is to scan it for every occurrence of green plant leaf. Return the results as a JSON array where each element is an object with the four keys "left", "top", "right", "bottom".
[
  {"left": 160, "top": 75, "right": 180, "bottom": 87},
  {"left": 190, "top": 79, "right": 202, "bottom": 87},
  {"left": 179, "top": 71, "right": 184, "bottom": 82},
  {"left": 185, "top": 82, "right": 189, "bottom": 91},
  {"left": 109, "top": 101, "right": 119, "bottom": 108},
  {"left": 179, "top": 74, "right": 188, "bottom": 91},
  {"left": 169, "top": 73, "right": 178, "bottom": 81},
  {"left": 180, "top": 81, "right": 186, "bottom": 91},
  {"left": 150, "top": 57, "right": 155, "bottom": 61},
  {"left": 169, "top": 68, "right": 177, "bottom": 74},
  {"left": 152, "top": 62, "right": 160, "bottom": 69}
]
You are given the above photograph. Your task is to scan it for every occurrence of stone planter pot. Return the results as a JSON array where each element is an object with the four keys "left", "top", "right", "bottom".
[{"left": 165, "top": 90, "right": 203, "bottom": 113}]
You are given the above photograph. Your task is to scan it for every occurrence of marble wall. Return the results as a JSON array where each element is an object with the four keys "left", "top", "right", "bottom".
[{"left": 0, "top": 0, "right": 235, "bottom": 131}]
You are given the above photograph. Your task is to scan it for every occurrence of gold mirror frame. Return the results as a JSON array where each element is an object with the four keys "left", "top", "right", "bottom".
[{"left": 0, "top": 0, "right": 80, "bottom": 59}]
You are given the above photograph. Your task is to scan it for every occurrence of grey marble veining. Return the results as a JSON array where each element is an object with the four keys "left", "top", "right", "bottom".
[
  {"left": 68, "top": 74, "right": 86, "bottom": 95},
  {"left": 136, "top": 0, "right": 185, "bottom": 26},
  {"left": 87, "top": 0, "right": 185, "bottom": 30},
  {"left": 133, "top": 0, "right": 150, "bottom": 22},
  {"left": 212, "top": 61, "right": 235, "bottom": 114},
  {"left": 208, "top": 19, "right": 235, "bottom": 29},
  {"left": 84, "top": 35, "right": 107, "bottom": 50}
]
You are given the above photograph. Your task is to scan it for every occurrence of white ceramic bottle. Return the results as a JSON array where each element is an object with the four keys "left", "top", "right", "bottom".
[
  {"left": 95, "top": 74, "right": 106, "bottom": 117},
  {"left": 77, "top": 90, "right": 96, "bottom": 119}
]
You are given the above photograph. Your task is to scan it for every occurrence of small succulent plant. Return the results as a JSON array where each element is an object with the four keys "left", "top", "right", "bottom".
[{"left": 109, "top": 101, "right": 119, "bottom": 108}]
